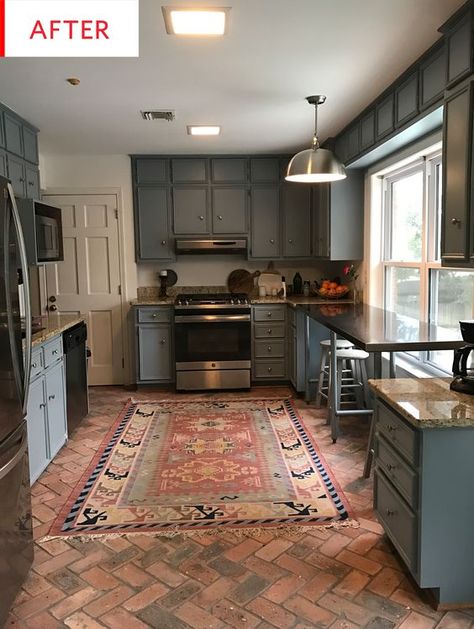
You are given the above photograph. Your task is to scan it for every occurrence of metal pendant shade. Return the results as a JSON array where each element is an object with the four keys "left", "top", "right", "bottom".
[{"left": 286, "top": 95, "right": 346, "bottom": 183}]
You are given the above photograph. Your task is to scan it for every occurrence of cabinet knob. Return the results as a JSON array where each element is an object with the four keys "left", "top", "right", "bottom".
[
  {"left": 199, "top": 215, "right": 204, "bottom": 220},
  {"left": 152, "top": 313, "right": 158, "bottom": 318},
  {"left": 160, "top": 338, "right": 166, "bottom": 344},
  {"left": 39, "top": 403, "right": 46, "bottom": 409},
  {"left": 269, "top": 239, "right": 275, "bottom": 244},
  {"left": 32, "top": 363, "right": 37, "bottom": 369},
  {"left": 28, "top": 181, "right": 34, "bottom": 186},
  {"left": 49, "top": 304, "right": 58, "bottom": 312},
  {"left": 385, "top": 508, "right": 396, "bottom": 517},
  {"left": 288, "top": 239, "right": 293, "bottom": 244},
  {"left": 267, "top": 346, "right": 272, "bottom": 352},
  {"left": 217, "top": 215, "right": 223, "bottom": 220},
  {"left": 386, "top": 463, "right": 397, "bottom": 471},
  {"left": 48, "top": 394, "right": 56, "bottom": 400},
  {"left": 161, "top": 240, "right": 166, "bottom": 245},
  {"left": 267, "top": 329, "right": 272, "bottom": 334},
  {"left": 52, "top": 350, "right": 58, "bottom": 355},
  {"left": 19, "top": 178, "right": 24, "bottom": 183},
  {"left": 451, "top": 218, "right": 461, "bottom": 226},
  {"left": 267, "top": 367, "right": 273, "bottom": 373},
  {"left": 267, "top": 312, "right": 272, "bottom": 317}
]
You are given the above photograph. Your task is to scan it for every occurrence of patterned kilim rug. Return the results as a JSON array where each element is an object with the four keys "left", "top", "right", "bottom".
[{"left": 48, "top": 399, "right": 356, "bottom": 538}]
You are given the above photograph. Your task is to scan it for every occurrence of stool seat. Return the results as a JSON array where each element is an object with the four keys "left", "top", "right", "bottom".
[
  {"left": 329, "top": 349, "right": 369, "bottom": 361},
  {"left": 320, "top": 339, "right": 354, "bottom": 349}
]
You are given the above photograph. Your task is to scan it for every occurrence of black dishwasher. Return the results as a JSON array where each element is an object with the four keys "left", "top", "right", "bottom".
[{"left": 63, "top": 322, "right": 89, "bottom": 434}]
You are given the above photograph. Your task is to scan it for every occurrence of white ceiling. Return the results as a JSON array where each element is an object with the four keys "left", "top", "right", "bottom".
[{"left": 0, "top": 0, "right": 465, "bottom": 156}]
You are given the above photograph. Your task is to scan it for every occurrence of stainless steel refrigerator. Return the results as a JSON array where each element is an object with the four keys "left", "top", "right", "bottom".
[{"left": 0, "top": 175, "right": 33, "bottom": 625}]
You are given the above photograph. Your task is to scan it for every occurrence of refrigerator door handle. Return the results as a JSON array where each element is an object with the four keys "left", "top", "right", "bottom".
[
  {"left": 7, "top": 183, "right": 32, "bottom": 416},
  {"left": 0, "top": 430, "right": 27, "bottom": 481}
]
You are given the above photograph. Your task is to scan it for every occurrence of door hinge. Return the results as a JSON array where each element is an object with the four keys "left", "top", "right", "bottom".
[
  {"left": 115, "top": 209, "right": 118, "bottom": 219},
  {"left": 118, "top": 285, "right": 122, "bottom": 295},
  {"left": 122, "top": 357, "right": 125, "bottom": 368}
]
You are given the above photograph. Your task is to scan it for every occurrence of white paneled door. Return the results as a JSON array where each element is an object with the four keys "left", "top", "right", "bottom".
[{"left": 43, "top": 194, "right": 124, "bottom": 385}]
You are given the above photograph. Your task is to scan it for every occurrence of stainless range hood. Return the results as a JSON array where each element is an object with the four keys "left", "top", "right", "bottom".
[{"left": 175, "top": 239, "right": 247, "bottom": 254}]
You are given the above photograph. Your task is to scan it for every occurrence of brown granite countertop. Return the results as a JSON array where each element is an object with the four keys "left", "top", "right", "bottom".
[
  {"left": 30, "top": 314, "right": 86, "bottom": 348},
  {"left": 130, "top": 297, "right": 175, "bottom": 305},
  {"left": 369, "top": 378, "right": 474, "bottom": 429},
  {"left": 131, "top": 295, "right": 354, "bottom": 306}
]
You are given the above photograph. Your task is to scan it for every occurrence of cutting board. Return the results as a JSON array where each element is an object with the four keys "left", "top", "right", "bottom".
[{"left": 228, "top": 269, "right": 260, "bottom": 294}]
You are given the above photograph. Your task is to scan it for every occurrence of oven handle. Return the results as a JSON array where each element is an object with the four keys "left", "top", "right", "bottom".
[{"left": 174, "top": 315, "right": 251, "bottom": 323}]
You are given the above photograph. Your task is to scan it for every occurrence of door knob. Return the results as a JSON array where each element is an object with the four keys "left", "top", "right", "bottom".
[{"left": 49, "top": 304, "right": 58, "bottom": 312}]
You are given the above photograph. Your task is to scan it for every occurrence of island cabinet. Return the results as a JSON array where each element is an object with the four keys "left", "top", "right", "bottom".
[
  {"left": 27, "top": 335, "right": 67, "bottom": 484},
  {"left": 251, "top": 305, "right": 287, "bottom": 381},
  {"left": 372, "top": 394, "right": 474, "bottom": 608},
  {"left": 134, "top": 306, "right": 174, "bottom": 384},
  {"left": 440, "top": 77, "right": 474, "bottom": 266},
  {"left": 312, "top": 170, "right": 364, "bottom": 260}
]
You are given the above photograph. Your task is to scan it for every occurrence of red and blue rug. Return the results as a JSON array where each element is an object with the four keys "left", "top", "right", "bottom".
[{"left": 48, "top": 399, "right": 356, "bottom": 538}]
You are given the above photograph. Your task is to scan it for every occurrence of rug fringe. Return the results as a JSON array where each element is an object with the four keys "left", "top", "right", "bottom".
[{"left": 39, "top": 518, "right": 359, "bottom": 543}]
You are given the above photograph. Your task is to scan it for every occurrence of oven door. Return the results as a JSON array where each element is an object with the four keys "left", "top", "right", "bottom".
[{"left": 175, "top": 314, "right": 251, "bottom": 367}]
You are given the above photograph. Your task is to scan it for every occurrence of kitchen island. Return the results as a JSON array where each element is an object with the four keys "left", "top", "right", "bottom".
[{"left": 369, "top": 377, "right": 474, "bottom": 609}]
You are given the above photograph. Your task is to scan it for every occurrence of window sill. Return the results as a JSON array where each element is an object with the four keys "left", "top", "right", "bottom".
[{"left": 384, "top": 352, "right": 450, "bottom": 380}]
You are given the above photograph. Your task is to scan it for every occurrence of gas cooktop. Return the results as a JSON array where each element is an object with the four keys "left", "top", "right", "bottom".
[{"left": 175, "top": 293, "right": 249, "bottom": 306}]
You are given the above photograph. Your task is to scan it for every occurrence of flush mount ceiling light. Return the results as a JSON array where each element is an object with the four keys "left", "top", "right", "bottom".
[
  {"left": 162, "top": 6, "right": 230, "bottom": 36},
  {"left": 187, "top": 125, "right": 221, "bottom": 136},
  {"left": 286, "top": 95, "right": 346, "bottom": 183}
]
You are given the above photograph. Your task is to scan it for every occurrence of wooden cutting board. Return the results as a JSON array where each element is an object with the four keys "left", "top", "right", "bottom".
[{"left": 228, "top": 269, "right": 260, "bottom": 294}]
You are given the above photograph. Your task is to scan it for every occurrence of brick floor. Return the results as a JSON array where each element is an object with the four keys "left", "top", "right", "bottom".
[{"left": 6, "top": 386, "right": 474, "bottom": 628}]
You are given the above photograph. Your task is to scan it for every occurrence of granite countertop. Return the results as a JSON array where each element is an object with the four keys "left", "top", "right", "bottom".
[
  {"left": 130, "top": 297, "right": 175, "bottom": 305},
  {"left": 30, "top": 314, "right": 86, "bottom": 348},
  {"left": 369, "top": 377, "right": 474, "bottom": 429},
  {"left": 131, "top": 295, "right": 354, "bottom": 306}
]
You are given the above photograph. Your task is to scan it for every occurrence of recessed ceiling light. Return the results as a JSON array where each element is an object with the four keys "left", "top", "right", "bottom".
[
  {"left": 162, "top": 6, "right": 230, "bottom": 36},
  {"left": 187, "top": 125, "right": 221, "bottom": 136}
]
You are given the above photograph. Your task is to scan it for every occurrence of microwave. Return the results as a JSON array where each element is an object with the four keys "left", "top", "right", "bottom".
[{"left": 17, "top": 198, "right": 64, "bottom": 264}]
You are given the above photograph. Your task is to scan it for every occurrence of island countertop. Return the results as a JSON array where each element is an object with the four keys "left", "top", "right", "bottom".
[
  {"left": 369, "top": 377, "right": 474, "bottom": 429},
  {"left": 31, "top": 314, "right": 86, "bottom": 348}
]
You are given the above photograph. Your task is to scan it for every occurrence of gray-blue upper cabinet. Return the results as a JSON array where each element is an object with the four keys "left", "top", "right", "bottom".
[
  {"left": 360, "top": 111, "right": 375, "bottom": 151},
  {"left": 172, "top": 187, "right": 209, "bottom": 234},
  {"left": 25, "top": 164, "right": 40, "bottom": 199},
  {"left": 281, "top": 185, "right": 311, "bottom": 258},
  {"left": 250, "top": 186, "right": 280, "bottom": 259},
  {"left": 346, "top": 124, "right": 360, "bottom": 161},
  {"left": 376, "top": 93, "right": 395, "bottom": 140},
  {"left": 440, "top": 8, "right": 474, "bottom": 89},
  {"left": 0, "top": 150, "right": 6, "bottom": 178},
  {"left": 135, "top": 158, "right": 169, "bottom": 184},
  {"left": 335, "top": 133, "right": 350, "bottom": 165},
  {"left": 171, "top": 158, "right": 208, "bottom": 183},
  {"left": 250, "top": 158, "right": 279, "bottom": 183},
  {"left": 7, "top": 155, "right": 26, "bottom": 197},
  {"left": 395, "top": 72, "right": 419, "bottom": 127},
  {"left": 23, "top": 126, "right": 38, "bottom": 164},
  {"left": 420, "top": 44, "right": 447, "bottom": 110},
  {"left": 4, "top": 113, "right": 23, "bottom": 157},
  {"left": 212, "top": 187, "right": 248, "bottom": 233},
  {"left": 135, "top": 187, "right": 173, "bottom": 260},
  {"left": 211, "top": 158, "right": 248, "bottom": 183}
]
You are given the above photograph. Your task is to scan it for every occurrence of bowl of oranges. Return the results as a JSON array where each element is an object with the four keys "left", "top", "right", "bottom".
[{"left": 313, "top": 278, "right": 350, "bottom": 300}]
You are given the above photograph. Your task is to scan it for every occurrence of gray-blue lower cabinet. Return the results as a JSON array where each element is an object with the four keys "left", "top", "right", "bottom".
[
  {"left": 251, "top": 305, "right": 287, "bottom": 381},
  {"left": 26, "top": 336, "right": 67, "bottom": 485},
  {"left": 373, "top": 398, "right": 474, "bottom": 608},
  {"left": 134, "top": 307, "right": 174, "bottom": 384}
]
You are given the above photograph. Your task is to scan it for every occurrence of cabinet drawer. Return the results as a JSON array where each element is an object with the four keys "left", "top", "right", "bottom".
[
  {"left": 43, "top": 336, "right": 63, "bottom": 369},
  {"left": 30, "top": 348, "right": 44, "bottom": 380},
  {"left": 376, "top": 401, "right": 418, "bottom": 466},
  {"left": 254, "top": 323, "right": 286, "bottom": 339},
  {"left": 375, "top": 470, "right": 418, "bottom": 572},
  {"left": 137, "top": 308, "right": 172, "bottom": 323},
  {"left": 253, "top": 306, "right": 286, "bottom": 322},
  {"left": 375, "top": 434, "right": 418, "bottom": 508},
  {"left": 254, "top": 339, "right": 285, "bottom": 358},
  {"left": 253, "top": 360, "right": 286, "bottom": 379}
]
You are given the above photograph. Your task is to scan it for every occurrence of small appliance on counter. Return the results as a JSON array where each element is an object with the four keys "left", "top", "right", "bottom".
[{"left": 451, "top": 320, "right": 474, "bottom": 394}]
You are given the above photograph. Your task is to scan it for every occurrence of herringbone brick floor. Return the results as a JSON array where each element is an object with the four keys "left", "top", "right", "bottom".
[{"left": 6, "top": 387, "right": 474, "bottom": 629}]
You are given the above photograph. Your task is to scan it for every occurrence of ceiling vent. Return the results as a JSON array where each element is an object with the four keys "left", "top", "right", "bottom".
[{"left": 140, "top": 110, "right": 175, "bottom": 122}]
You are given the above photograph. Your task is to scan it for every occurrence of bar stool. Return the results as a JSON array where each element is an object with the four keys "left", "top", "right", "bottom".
[{"left": 315, "top": 341, "right": 370, "bottom": 414}]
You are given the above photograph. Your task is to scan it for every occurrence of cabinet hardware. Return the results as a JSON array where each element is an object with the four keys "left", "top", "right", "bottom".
[
  {"left": 269, "top": 239, "right": 275, "bottom": 244},
  {"left": 152, "top": 313, "right": 158, "bottom": 318},
  {"left": 267, "top": 329, "right": 272, "bottom": 334},
  {"left": 386, "top": 463, "right": 397, "bottom": 471},
  {"left": 267, "top": 346, "right": 272, "bottom": 352},
  {"left": 161, "top": 240, "right": 166, "bottom": 245},
  {"left": 160, "top": 338, "right": 166, "bottom": 344},
  {"left": 48, "top": 394, "right": 55, "bottom": 400},
  {"left": 199, "top": 215, "right": 204, "bottom": 220},
  {"left": 19, "top": 178, "right": 24, "bottom": 183},
  {"left": 39, "top": 403, "right": 46, "bottom": 409},
  {"left": 387, "top": 424, "right": 397, "bottom": 432},
  {"left": 217, "top": 215, "right": 223, "bottom": 220},
  {"left": 385, "top": 508, "right": 396, "bottom": 517},
  {"left": 267, "top": 312, "right": 272, "bottom": 317},
  {"left": 451, "top": 217, "right": 461, "bottom": 225},
  {"left": 267, "top": 367, "right": 272, "bottom": 373},
  {"left": 28, "top": 181, "right": 34, "bottom": 186},
  {"left": 288, "top": 239, "right": 293, "bottom": 243},
  {"left": 32, "top": 363, "right": 37, "bottom": 369},
  {"left": 50, "top": 304, "right": 57, "bottom": 312},
  {"left": 52, "top": 350, "right": 58, "bottom": 355}
]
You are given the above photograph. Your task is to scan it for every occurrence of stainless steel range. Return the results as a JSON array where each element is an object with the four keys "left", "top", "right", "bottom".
[{"left": 174, "top": 293, "right": 251, "bottom": 391}]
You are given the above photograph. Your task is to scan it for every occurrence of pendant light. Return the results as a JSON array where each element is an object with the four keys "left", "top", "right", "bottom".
[{"left": 286, "top": 95, "right": 346, "bottom": 183}]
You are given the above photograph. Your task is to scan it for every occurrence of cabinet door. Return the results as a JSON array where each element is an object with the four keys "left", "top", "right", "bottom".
[
  {"left": 282, "top": 185, "right": 311, "bottom": 257},
  {"left": 135, "top": 159, "right": 169, "bottom": 184},
  {"left": 346, "top": 124, "right": 360, "bottom": 161},
  {"left": 4, "top": 112, "right": 23, "bottom": 157},
  {"left": 171, "top": 158, "right": 208, "bottom": 183},
  {"left": 250, "top": 186, "right": 280, "bottom": 258},
  {"left": 211, "top": 158, "right": 247, "bottom": 183},
  {"left": 445, "top": 15, "right": 473, "bottom": 88},
  {"left": 288, "top": 324, "right": 297, "bottom": 389},
  {"left": 395, "top": 73, "right": 419, "bottom": 127},
  {"left": 135, "top": 187, "right": 173, "bottom": 260},
  {"left": 212, "top": 187, "right": 247, "bottom": 233},
  {"left": 23, "top": 126, "right": 38, "bottom": 164},
  {"left": 7, "top": 155, "right": 26, "bottom": 197},
  {"left": 137, "top": 325, "right": 172, "bottom": 381},
  {"left": 25, "top": 164, "right": 40, "bottom": 199},
  {"left": 441, "top": 81, "right": 473, "bottom": 264},
  {"left": 376, "top": 94, "right": 395, "bottom": 140},
  {"left": 26, "top": 377, "right": 48, "bottom": 484},
  {"left": 312, "top": 185, "right": 330, "bottom": 258},
  {"left": 420, "top": 45, "right": 447, "bottom": 109},
  {"left": 360, "top": 111, "right": 375, "bottom": 151},
  {"left": 45, "top": 361, "right": 67, "bottom": 459},
  {"left": 172, "top": 187, "right": 209, "bottom": 234},
  {"left": 250, "top": 158, "right": 279, "bottom": 183},
  {"left": 329, "top": 170, "right": 364, "bottom": 261},
  {"left": 0, "top": 150, "right": 7, "bottom": 178}
]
